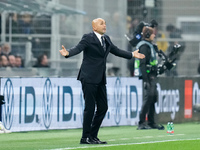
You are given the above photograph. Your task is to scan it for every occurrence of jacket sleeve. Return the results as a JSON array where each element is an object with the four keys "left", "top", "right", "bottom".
[
  {"left": 65, "top": 34, "right": 89, "bottom": 58},
  {"left": 107, "top": 36, "right": 132, "bottom": 59}
]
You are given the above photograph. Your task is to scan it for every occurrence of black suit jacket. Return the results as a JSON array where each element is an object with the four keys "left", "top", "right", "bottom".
[{"left": 65, "top": 32, "right": 132, "bottom": 84}]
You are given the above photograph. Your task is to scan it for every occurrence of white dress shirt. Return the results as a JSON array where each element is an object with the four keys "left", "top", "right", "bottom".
[{"left": 94, "top": 31, "right": 104, "bottom": 46}]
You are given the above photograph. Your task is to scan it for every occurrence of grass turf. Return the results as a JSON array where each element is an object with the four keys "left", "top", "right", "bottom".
[{"left": 0, "top": 122, "right": 200, "bottom": 150}]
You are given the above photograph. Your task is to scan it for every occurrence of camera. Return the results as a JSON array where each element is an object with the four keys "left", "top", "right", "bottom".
[
  {"left": 126, "top": 20, "right": 158, "bottom": 47},
  {"left": 156, "top": 44, "right": 181, "bottom": 75}
]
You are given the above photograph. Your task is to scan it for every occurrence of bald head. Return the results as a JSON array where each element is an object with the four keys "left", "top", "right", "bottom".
[
  {"left": 92, "top": 18, "right": 103, "bottom": 27},
  {"left": 92, "top": 18, "right": 106, "bottom": 35}
]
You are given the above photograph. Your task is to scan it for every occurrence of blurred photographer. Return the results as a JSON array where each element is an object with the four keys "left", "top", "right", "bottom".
[
  {"left": 0, "top": 95, "right": 11, "bottom": 134},
  {"left": 134, "top": 26, "right": 164, "bottom": 130}
]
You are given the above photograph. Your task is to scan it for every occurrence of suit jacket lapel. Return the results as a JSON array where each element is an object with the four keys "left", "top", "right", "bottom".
[{"left": 104, "top": 35, "right": 111, "bottom": 54}]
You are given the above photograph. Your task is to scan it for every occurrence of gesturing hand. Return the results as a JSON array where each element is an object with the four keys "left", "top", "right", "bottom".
[
  {"left": 133, "top": 49, "right": 145, "bottom": 59},
  {"left": 59, "top": 45, "right": 69, "bottom": 57}
]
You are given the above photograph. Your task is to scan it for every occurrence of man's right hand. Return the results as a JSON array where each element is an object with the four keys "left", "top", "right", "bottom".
[{"left": 59, "top": 45, "right": 69, "bottom": 56}]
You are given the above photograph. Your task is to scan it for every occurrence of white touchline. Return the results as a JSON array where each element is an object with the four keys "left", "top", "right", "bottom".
[{"left": 45, "top": 137, "right": 200, "bottom": 150}]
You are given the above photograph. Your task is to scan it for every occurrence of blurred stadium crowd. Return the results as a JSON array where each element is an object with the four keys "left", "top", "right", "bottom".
[{"left": 0, "top": 0, "right": 200, "bottom": 77}]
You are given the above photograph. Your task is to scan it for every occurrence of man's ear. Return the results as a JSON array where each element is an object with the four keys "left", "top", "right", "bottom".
[{"left": 93, "top": 26, "right": 97, "bottom": 31}]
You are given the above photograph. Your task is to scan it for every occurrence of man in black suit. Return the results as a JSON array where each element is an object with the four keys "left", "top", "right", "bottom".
[{"left": 59, "top": 18, "right": 145, "bottom": 144}]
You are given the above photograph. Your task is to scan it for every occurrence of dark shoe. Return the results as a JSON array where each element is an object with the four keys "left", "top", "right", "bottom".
[
  {"left": 80, "top": 137, "right": 98, "bottom": 144},
  {"left": 148, "top": 124, "right": 165, "bottom": 130},
  {"left": 137, "top": 124, "right": 151, "bottom": 130},
  {"left": 92, "top": 137, "right": 107, "bottom": 144}
]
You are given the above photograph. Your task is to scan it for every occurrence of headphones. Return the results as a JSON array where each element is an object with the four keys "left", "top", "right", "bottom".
[{"left": 143, "top": 26, "right": 151, "bottom": 38}]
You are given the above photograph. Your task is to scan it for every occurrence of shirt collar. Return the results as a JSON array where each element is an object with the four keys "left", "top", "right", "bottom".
[
  {"left": 94, "top": 31, "right": 104, "bottom": 45},
  {"left": 94, "top": 31, "right": 104, "bottom": 39}
]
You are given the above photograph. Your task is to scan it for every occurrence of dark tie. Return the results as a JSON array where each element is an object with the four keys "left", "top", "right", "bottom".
[{"left": 101, "top": 36, "right": 106, "bottom": 52}]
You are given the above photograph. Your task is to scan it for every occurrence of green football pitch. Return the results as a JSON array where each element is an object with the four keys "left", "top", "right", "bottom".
[{"left": 0, "top": 122, "right": 200, "bottom": 150}]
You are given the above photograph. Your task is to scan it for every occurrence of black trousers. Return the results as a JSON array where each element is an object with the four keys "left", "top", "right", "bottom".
[
  {"left": 81, "top": 81, "right": 108, "bottom": 138},
  {"left": 139, "top": 78, "right": 158, "bottom": 125}
]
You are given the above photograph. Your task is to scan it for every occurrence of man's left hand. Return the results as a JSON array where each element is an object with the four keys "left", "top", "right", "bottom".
[{"left": 132, "top": 49, "right": 145, "bottom": 59}]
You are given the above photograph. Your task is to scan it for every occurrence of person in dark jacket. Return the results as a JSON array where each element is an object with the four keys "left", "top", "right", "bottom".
[
  {"left": 33, "top": 54, "right": 49, "bottom": 68},
  {"left": 135, "top": 26, "right": 164, "bottom": 130},
  {"left": 59, "top": 18, "right": 145, "bottom": 144}
]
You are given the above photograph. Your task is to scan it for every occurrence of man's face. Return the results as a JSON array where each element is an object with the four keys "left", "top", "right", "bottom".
[
  {"left": 92, "top": 18, "right": 106, "bottom": 35},
  {"left": 15, "top": 57, "right": 22, "bottom": 67},
  {"left": 150, "top": 33, "right": 155, "bottom": 41},
  {"left": 3, "top": 44, "right": 11, "bottom": 54},
  {"left": 1, "top": 56, "right": 8, "bottom": 67},
  {"left": 9, "top": 55, "right": 16, "bottom": 67},
  {"left": 41, "top": 55, "right": 48, "bottom": 65}
]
